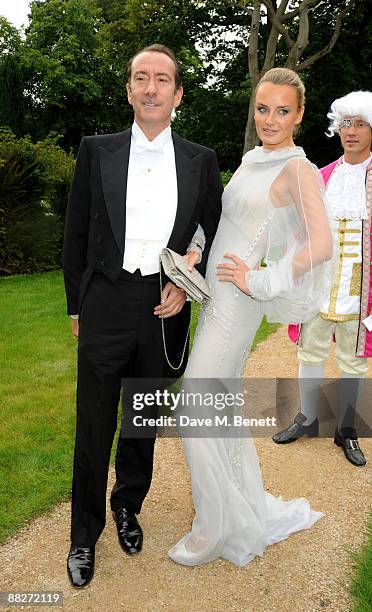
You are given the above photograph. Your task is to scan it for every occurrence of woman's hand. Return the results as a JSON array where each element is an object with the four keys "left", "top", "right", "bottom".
[
  {"left": 183, "top": 250, "right": 200, "bottom": 272},
  {"left": 216, "top": 253, "right": 251, "bottom": 295}
]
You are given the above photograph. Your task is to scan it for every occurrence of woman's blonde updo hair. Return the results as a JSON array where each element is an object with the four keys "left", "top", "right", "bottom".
[{"left": 256, "top": 67, "right": 306, "bottom": 110}]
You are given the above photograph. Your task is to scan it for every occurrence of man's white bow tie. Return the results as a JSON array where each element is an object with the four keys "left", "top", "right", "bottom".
[{"left": 132, "top": 140, "right": 164, "bottom": 154}]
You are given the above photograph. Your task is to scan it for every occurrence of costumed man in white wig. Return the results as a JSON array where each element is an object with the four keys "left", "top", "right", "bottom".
[{"left": 273, "top": 90, "right": 372, "bottom": 466}]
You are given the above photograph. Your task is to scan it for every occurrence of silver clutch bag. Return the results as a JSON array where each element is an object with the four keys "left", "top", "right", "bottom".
[{"left": 160, "top": 248, "right": 210, "bottom": 304}]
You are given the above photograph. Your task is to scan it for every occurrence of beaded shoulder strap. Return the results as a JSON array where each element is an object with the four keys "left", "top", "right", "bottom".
[{"left": 241, "top": 212, "right": 274, "bottom": 263}]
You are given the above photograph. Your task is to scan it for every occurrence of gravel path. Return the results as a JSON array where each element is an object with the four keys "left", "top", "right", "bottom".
[{"left": 0, "top": 327, "right": 371, "bottom": 612}]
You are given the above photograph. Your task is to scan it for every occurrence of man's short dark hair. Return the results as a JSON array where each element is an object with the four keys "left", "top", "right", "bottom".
[{"left": 126, "top": 44, "right": 183, "bottom": 90}]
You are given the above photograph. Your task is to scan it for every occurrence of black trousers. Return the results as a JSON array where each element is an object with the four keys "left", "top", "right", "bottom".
[{"left": 71, "top": 270, "right": 181, "bottom": 546}]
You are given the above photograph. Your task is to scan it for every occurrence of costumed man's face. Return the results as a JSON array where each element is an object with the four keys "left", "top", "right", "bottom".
[
  {"left": 127, "top": 51, "right": 183, "bottom": 137},
  {"left": 339, "top": 116, "right": 372, "bottom": 159},
  {"left": 254, "top": 82, "right": 304, "bottom": 150}
]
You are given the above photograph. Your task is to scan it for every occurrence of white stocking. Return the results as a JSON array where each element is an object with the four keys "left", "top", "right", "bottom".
[{"left": 298, "top": 363, "right": 324, "bottom": 425}]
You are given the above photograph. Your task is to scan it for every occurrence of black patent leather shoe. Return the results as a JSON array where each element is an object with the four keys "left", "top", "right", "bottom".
[
  {"left": 67, "top": 546, "right": 95, "bottom": 588},
  {"left": 272, "top": 413, "right": 319, "bottom": 444},
  {"left": 334, "top": 428, "right": 366, "bottom": 466},
  {"left": 112, "top": 507, "right": 143, "bottom": 555}
]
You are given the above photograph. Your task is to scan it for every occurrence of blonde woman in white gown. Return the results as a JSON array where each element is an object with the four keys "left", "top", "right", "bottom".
[{"left": 168, "top": 68, "right": 333, "bottom": 567}]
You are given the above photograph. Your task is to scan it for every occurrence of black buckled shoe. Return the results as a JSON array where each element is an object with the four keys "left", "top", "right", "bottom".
[
  {"left": 272, "top": 413, "right": 319, "bottom": 444},
  {"left": 334, "top": 428, "right": 366, "bottom": 466},
  {"left": 112, "top": 507, "right": 143, "bottom": 555},
  {"left": 67, "top": 546, "right": 95, "bottom": 588}
]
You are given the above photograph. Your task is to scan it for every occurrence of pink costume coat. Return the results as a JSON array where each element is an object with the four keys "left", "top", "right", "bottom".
[{"left": 288, "top": 157, "right": 372, "bottom": 357}]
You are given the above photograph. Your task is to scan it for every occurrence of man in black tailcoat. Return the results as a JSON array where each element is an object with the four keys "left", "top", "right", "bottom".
[{"left": 63, "top": 44, "right": 222, "bottom": 587}]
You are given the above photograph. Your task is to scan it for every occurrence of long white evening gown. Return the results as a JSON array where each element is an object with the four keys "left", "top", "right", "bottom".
[{"left": 168, "top": 146, "right": 332, "bottom": 567}]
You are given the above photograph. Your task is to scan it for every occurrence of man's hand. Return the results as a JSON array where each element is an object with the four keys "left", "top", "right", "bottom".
[
  {"left": 154, "top": 282, "right": 186, "bottom": 318},
  {"left": 71, "top": 318, "right": 79, "bottom": 339},
  {"left": 183, "top": 250, "right": 200, "bottom": 272},
  {"left": 216, "top": 253, "right": 251, "bottom": 295}
]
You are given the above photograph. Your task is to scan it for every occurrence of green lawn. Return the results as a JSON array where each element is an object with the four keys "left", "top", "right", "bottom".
[{"left": 0, "top": 271, "right": 78, "bottom": 542}]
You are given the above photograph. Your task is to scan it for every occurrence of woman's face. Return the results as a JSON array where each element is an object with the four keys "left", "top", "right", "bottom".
[{"left": 254, "top": 81, "right": 304, "bottom": 150}]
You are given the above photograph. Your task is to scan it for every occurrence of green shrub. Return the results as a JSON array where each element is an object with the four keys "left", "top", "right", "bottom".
[
  {"left": 221, "top": 170, "right": 233, "bottom": 187},
  {"left": 0, "top": 128, "right": 74, "bottom": 275}
]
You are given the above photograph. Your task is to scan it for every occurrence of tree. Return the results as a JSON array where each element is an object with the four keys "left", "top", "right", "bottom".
[
  {"left": 22, "top": 0, "right": 113, "bottom": 150},
  {"left": 0, "top": 17, "right": 28, "bottom": 137},
  {"left": 0, "top": 15, "right": 21, "bottom": 55},
  {"left": 244, "top": 0, "right": 356, "bottom": 152},
  {"left": 297, "top": 0, "right": 372, "bottom": 166}
]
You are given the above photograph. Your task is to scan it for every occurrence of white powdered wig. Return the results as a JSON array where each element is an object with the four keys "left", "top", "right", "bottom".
[{"left": 326, "top": 90, "right": 372, "bottom": 137}]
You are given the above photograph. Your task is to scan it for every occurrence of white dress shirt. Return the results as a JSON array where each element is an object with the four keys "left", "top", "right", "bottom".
[{"left": 123, "top": 122, "right": 178, "bottom": 274}]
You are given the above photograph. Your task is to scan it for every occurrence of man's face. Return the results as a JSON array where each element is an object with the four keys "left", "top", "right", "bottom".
[
  {"left": 339, "top": 115, "right": 372, "bottom": 157},
  {"left": 126, "top": 51, "right": 183, "bottom": 136}
]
